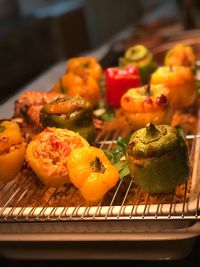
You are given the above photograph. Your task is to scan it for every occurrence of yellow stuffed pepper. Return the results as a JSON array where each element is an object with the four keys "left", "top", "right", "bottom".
[
  {"left": 165, "top": 44, "right": 196, "bottom": 69},
  {"left": 51, "top": 69, "right": 100, "bottom": 107},
  {"left": 151, "top": 66, "right": 197, "bottom": 108},
  {"left": 0, "top": 121, "right": 26, "bottom": 183},
  {"left": 26, "top": 128, "right": 89, "bottom": 187},
  {"left": 67, "top": 146, "right": 119, "bottom": 202}
]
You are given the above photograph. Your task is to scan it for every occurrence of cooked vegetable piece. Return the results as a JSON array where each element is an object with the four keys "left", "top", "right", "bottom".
[
  {"left": 67, "top": 56, "right": 103, "bottom": 81},
  {"left": 51, "top": 69, "right": 100, "bottom": 107},
  {"left": 26, "top": 128, "right": 89, "bottom": 187},
  {"left": 40, "top": 96, "right": 95, "bottom": 144},
  {"left": 67, "top": 146, "right": 119, "bottom": 201},
  {"left": 121, "top": 84, "right": 173, "bottom": 132},
  {"left": 165, "top": 44, "right": 196, "bottom": 69},
  {"left": 0, "top": 121, "right": 26, "bottom": 183},
  {"left": 126, "top": 123, "right": 190, "bottom": 193},
  {"left": 119, "top": 44, "right": 157, "bottom": 83},
  {"left": 151, "top": 66, "right": 197, "bottom": 108},
  {"left": 105, "top": 65, "right": 141, "bottom": 108}
]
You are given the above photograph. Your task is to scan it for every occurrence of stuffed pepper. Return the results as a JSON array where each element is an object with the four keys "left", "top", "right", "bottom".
[
  {"left": 67, "top": 56, "right": 103, "bottom": 81},
  {"left": 151, "top": 66, "right": 197, "bottom": 108},
  {"left": 67, "top": 146, "right": 119, "bottom": 202},
  {"left": 40, "top": 96, "right": 96, "bottom": 144},
  {"left": 165, "top": 44, "right": 196, "bottom": 69},
  {"left": 105, "top": 65, "right": 141, "bottom": 108},
  {"left": 26, "top": 128, "right": 89, "bottom": 187},
  {"left": 126, "top": 123, "right": 190, "bottom": 193},
  {"left": 51, "top": 68, "right": 100, "bottom": 107},
  {"left": 119, "top": 44, "right": 157, "bottom": 84},
  {"left": 121, "top": 84, "right": 173, "bottom": 132},
  {"left": 0, "top": 120, "right": 26, "bottom": 183}
]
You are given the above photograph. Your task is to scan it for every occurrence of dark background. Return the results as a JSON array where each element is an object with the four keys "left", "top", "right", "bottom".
[{"left": 2, "top": 0, "right": 200, "bottom": 103}]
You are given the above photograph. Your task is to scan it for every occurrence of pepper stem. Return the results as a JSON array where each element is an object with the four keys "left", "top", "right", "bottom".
[
  {"left": 145, "top": 123, "right": 160, "bottom": 139},
  {"left": 146, "top": 82, "right": 151, "bottom": 96},
  {"left": 90, "top": 156, "right": 106, "bottom": 173}
]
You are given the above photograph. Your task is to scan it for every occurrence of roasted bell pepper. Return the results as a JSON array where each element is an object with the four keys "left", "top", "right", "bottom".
[
  {"left": 126, "top": 123, "right": 190, "bottom": 193},
  {"left": 67, "top": 56, "right": 103, "bottom": 81},
  {"left": 26, "top": 128, "right": 89, "bottom": 187},
  {"left": 67, "top": 146, "right": 119, "bottom": 202},
  {"left": 51, "top": 69, "right": 100, "bottom": 107},
  {"left": 0, "top": 121, "right": 26, "bottom": 183},
  {"left": 121, "top": 84, "right": 173, "bottom": 132},
  {"left": 105, "top": 65, "right": 141, "bottom": 108},
  {"left": 151, "top": 66, "right": 197, "bottom": 108},
  {"left": 165, "top": 44, "right": 196, "bottom": 69},
  {"left": 119, "top": 44, "right": 157, "bottom": 84},
  {"left": 40, "top": 96, "right": 96, "bottom": 144}
]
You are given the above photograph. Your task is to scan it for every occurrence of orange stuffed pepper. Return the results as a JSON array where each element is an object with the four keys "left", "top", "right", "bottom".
[
  {"left": 121, "top": 84, "right": 173, "bottom": 132},
  {"left": 67, "top": 56, "right": 103, "bottom": 81},
  {"left": 51, "top": 69, "right": 100, "bottom": 107}
]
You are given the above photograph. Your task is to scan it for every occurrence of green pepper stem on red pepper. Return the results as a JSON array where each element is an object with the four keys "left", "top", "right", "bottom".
[
  {"left": 40, "top": 96, "right": 96, "bottom": 144},
  {"left": 105, "top": 65, "right": 141, "bottom": 108}
]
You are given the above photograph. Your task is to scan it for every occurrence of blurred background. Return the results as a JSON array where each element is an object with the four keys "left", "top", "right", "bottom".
[{"left": 1, "top": 0, "right": 200, "bottom": 103}]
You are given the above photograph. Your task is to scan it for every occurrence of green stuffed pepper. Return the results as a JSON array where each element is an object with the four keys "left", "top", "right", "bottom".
[
  {"left": 119, "top": 44, "right": 157, "bottom": 84},
  {"left": 126, "top": 123, "right": 190, "bottom": 193},
  {"left": 40, "top": 96, "right": 95, "bottom": 144}
]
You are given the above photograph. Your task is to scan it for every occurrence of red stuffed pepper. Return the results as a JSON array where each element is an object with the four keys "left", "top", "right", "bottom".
[{"left": 105, "top": 65, "right": 141, "bottom": 108}]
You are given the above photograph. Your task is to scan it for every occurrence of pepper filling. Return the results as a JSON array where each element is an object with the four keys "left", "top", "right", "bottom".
[{"left": 90, "top": 156, "right": 106, "bottom": 173}]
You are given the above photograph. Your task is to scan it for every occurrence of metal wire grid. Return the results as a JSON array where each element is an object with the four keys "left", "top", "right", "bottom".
[{"left": 0, "top": 129, "right": 200, "bottom": 223}]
